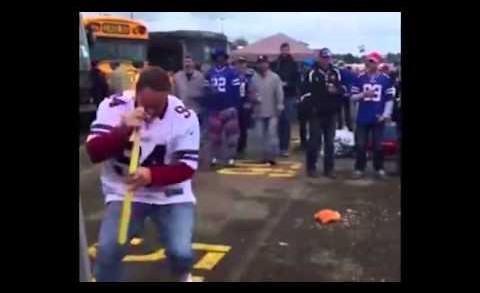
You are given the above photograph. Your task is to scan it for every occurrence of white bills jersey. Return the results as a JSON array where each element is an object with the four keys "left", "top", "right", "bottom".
[{"left": 87, "top": 92, "right": 200, "bottom": 205}]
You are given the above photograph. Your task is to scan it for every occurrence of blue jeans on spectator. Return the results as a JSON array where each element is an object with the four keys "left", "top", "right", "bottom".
[
  {"left": 94, "top": 201, "right": 195, "bottom": 282},
  {"left": 278, "top": 97, "right": 296, "bottom": 152},
  {"left": 306, "top": 114, "right": 336, "bottom": 173},
  {"left": 254, "top": 117, "right": 279, "bottom": 162},
  {"left": 355, "top": 123, "right": 385, "bottom": 171}
]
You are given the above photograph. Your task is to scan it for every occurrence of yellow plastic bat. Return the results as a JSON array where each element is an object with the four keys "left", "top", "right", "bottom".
[{"left": 118, "top": 129, "right": 141, "bottom": 245}]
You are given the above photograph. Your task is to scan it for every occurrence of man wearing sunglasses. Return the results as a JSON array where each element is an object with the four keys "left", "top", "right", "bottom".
[{"left": 350, "top": 52, "right": 395, "bottom": 180}]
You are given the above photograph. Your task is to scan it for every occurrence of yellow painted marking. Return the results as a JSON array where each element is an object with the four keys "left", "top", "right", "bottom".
[
  {"left": 194, "top": 252, "right": 226, "bottom": 270},
  {"left": 118, "top": 130, "right": 141, "bottom": 245},
  {"left": 88, "top": 244, "right": 166, "bottom": 262},
  {"left": 217, "top": 160, "right": 302, "bottom": 178},
  {"left": 192, "top": 243, "right": 231, "bottom": 253},
  {"left": 234, "top": 160, "right": 297, "bottom": 167},
  {"left": 217, "top": 169, "right": 265, "bottom": 176},
  {"left": 192, "top": 276, "right": 204, "bottom": 282},
  {"left": 123, "top": 249, "right": 166, "bottom": 262},
  {"left": 88, "top": 242, "right": 231, "bottom": 281},
  {"left": 235, "top": 162, "right": 271, "bottom": 167},
  {"left": 268, "top": 173, "right": 296, "bottom": 178},
  {"left": 290, "top": 163, "right": 302, "bottom": 170}
]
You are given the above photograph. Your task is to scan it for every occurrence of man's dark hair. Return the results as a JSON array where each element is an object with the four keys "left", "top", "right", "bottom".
[
  {"left": 280, "top": 42, "right": 290, "bottom": 49},
  {"left": 91, "top": 60, "right": 99, "bottom": 68},
  {"left": 136, "top": 66, "right": 171, "bottom": 92},
  {"left": 110, "top": 61, "right": 120, "bottom": 70}
]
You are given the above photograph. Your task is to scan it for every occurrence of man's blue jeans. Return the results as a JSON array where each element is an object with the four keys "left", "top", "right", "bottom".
[
  {"left": 94, "top": 201, "right": 195, "bottom": 282},
  {"left": 254, "top": 117, "right": 279, "bottom": 162},
  {"left": 354, "top": 123, "right": 385, "bottom": 171},
  {"left": 278, "top": 97, "right": 296, "bottom": 152}
]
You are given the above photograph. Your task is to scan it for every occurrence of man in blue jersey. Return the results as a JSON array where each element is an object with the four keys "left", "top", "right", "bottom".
[
  {"left": 350, "top": 52, "right": 395, "bottom": 180},
  {"left": 204, "top": 48, "right": 241, "bottom": 167}
]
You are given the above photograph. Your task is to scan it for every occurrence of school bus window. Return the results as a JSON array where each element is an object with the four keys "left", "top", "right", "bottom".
[{"left": 91, "top": 39, "right": 146, "bottom": 62}]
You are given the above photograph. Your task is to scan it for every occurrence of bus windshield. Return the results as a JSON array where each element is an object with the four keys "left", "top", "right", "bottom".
[{"left": 91, "top": 38, "right": 147, "bottom": 62}]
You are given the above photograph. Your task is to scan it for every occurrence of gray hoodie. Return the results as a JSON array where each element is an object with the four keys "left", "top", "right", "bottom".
[
  {"left": 173, "top": 70, "right": 205, "bottom": 113},
  {"left": 251, "top": 70, "right": 284, "bottom": 118}
]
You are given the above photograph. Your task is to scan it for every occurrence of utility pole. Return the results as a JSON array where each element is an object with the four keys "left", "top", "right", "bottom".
[{"left": 220, "top": 17, "right": 225, "bottom": 34}]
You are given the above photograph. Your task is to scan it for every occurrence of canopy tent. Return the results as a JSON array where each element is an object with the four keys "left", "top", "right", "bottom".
[{"left": 231, "top": 33, "right": 316, "bottom": 62}]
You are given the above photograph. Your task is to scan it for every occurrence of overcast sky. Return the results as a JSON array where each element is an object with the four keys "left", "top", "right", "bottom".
[{"left": 82, "top": 12, "right": 401, "bottom": 54}]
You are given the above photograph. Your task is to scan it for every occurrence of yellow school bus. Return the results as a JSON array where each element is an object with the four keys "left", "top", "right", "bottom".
[{"left": 83, "top": 15, "right": 149, "bottom": 90}]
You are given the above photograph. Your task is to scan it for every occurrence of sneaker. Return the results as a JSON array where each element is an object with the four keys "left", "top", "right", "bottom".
[
  {"left": 178, "top": 273, "right": 193, "bottom": 282},
  {"left": 280, "top": 150, "right": 289, "bottom": 158},
  {"left": 376, "top": 169, "right": 387, "bottom": 180},
  {"left": 267, "top": 160, "right": 277, "bottom": 166},
  {"left": 210, "top": 157, "right": 218, "bottom": 167},
  {"left": 352, "top": 170, "right": 364, "bottom": 179},
  {"left": 325, "top": 170, "right": 337, "bottom": 179},
  {"left": 307, "top": 169, "right": 319, "bottom": 178}
]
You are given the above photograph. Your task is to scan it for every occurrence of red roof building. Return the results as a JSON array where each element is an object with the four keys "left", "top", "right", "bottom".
[{"left": 231, "top": 33, "right": 315, "bottom": 62}]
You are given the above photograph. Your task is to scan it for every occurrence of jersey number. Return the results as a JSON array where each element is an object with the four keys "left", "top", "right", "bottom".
[
  {"left": 239, "top": 82, "right": 246, "bottom": 98},
  {"left": 175, "top": 105, "right": 191, "bottom": 118},
  {"left": 114, "top": 144, "right": 166, "bottom": 176},
  {"left": 363, "top": 84, "right": 382, "bottom": 102},
  {"left": 211, "top": 77, "right": 226, "bottom": 93}
]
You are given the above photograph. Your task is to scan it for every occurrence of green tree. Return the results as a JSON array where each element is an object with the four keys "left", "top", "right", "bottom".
[
  {"left": 384, "top": 53, "right": 401, "bottom": 64},
  {"left": 343, "top": 53, "right": 358, "bottom": 64}
]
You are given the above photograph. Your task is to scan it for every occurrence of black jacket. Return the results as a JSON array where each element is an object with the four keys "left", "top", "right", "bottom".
[
  {"left": 300, "top": 64, "right": 346, "bottom": 116},
  {"left": 271, "top": 55, "right": 299, "bottom": 97}
]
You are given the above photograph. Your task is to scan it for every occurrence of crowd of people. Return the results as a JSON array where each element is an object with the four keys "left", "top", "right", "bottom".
[
  {"left": 89, "top": 42, "right": 401, "bottom": 178},
  {"left": 170, "top": 43, "right": 400, "bottom": 178},
  {"left": 84, "top": 42, "right": 401, "bottom": 282}
]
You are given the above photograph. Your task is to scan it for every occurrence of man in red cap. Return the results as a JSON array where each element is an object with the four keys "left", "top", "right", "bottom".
[{"left": 350, "top": 52, "right": 396, "bottom": 180}]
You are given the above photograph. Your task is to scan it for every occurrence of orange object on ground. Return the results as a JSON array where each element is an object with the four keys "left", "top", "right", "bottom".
[{"left": 315, "top": 209, "right": 342, "bottom": 224}]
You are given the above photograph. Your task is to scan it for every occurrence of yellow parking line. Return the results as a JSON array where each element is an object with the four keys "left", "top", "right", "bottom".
[
  {"left": 192, "top": 276, "right": 204, "bottom": 282},
  {"left": 235, "top": 162, "right": 271, "bottom": 167},
  {"left": 123, "top": 249, "right": 166, "bottom": 262},
  {"left": 217, "top": 169, "right": 265, "bottom": 176},
  {"left": 192, "top": 243, "right": 231, "bottom": 252},
  {"left": 289, "top": 163, "right": 302, "bottom": 170},
  {"left": 194, "top": 252, "right": 226, "bottom": 270},
  {"left": 269, "top": 173, "right": 296, "bottom": 178}
]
